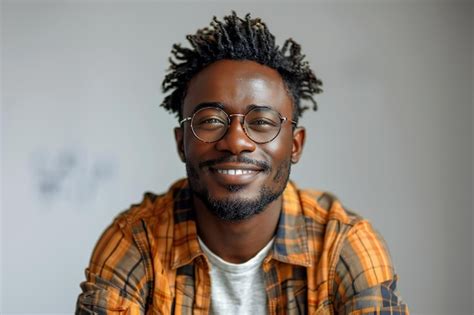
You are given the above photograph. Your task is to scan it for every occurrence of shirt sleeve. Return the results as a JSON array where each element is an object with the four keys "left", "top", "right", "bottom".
[
  {"left": 332, "top": 220, "right": 409, "bottom": 315},
  {"left": 75, "top": 219, "right": 150, "bottom": 315}
]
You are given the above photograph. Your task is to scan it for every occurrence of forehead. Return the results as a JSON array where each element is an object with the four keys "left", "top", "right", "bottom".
[{"left": 182, "top": 59, "right": 293, "bottom": 116}]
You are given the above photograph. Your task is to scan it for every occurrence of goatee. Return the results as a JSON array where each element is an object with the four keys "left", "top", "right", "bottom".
[{"left": 185, "top": 156, "right": 291, "bottom": 221}]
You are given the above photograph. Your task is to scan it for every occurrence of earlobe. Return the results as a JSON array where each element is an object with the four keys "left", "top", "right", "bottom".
[
  {"left": 174, "top": 127, "right": 186, "bottom": 162},
  {"left": 291, "top": 127, "right": 306, "bottom": 164}
]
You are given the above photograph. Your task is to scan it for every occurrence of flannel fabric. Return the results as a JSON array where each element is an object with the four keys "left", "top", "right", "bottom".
[{"left": 76, "top": 179, "right": 409, "bottom": 314}]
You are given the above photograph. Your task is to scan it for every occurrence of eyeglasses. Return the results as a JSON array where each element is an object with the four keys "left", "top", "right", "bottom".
[{"left": 179, "top": 106, "right": 297, "bottom": 144}]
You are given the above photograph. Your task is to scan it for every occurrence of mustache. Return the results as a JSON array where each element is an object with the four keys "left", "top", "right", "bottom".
[{"left": 198, "top": 155, "right": 271, "bottom": 172}]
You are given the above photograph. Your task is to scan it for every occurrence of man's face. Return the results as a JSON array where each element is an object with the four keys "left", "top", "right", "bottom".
[{"left": 175, "top": 59, "right": 305, "bottom": 221}]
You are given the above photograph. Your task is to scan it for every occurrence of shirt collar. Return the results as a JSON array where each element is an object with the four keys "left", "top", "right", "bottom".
[
  {"left": 271, "top": 181, "right": 312, "bottom": 267},
  {"left": 169, "top": 179, "right": 312, "bottom": 269},
  {"left": 169, "top": 179, "right": 204, "bottom": 270}
]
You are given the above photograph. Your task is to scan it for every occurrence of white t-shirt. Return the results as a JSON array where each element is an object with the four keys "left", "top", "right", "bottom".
[{"left": 198, "top": 237, "right": 274, "bottom": 315}]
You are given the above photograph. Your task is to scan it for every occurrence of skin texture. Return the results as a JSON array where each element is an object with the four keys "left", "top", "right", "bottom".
[{"left": 174, "top": 59, "right": 306, "bottom": 263}]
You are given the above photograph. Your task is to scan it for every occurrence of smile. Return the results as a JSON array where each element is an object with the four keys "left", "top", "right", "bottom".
[
  {"left": 208, "top": 163, "right": 263, "bottom": 186},
  {"left": 216, "top": 169, "right": 257, "bottom": 175}
]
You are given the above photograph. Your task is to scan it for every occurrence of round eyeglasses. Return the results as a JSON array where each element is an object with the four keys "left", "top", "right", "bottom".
[{"left": 179, "top": 106, "right": 297, "bottom": 144}]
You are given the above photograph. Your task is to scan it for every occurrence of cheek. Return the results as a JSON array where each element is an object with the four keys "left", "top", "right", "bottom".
[
  {"left": 262, "top": 131, "right": 294, "bottom": 160},
  {"left": 183, "top": 128, "right": 199, "bottom": 156},
  {"left": 183, "top": 132, "right": 214, "bottom": 161}
]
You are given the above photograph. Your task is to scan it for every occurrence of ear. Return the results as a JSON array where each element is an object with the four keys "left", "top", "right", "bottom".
[
  {"left": 174, "top": 127, "right": 186, "bottom": 163},
  {"left": 291, "top": 127, "right": 306, "bottom": 164}
]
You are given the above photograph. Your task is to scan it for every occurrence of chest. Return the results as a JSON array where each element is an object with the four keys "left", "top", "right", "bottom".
[{"left": 148, "top": 260, "right": 332, "bottom": 315}]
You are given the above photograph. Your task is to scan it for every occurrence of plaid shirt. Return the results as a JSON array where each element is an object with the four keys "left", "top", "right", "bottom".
[{"left": 76, "top": 179, "right": 409, "bottom": 314}]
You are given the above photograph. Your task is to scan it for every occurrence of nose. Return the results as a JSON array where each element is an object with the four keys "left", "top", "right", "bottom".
[{"left": 214, "top": 115, "right": 257, "bottom": 154}]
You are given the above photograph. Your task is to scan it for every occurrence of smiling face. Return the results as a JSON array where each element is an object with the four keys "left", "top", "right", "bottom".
[{"left": 175, "top": 59, "right": 305, "bottom": 221}]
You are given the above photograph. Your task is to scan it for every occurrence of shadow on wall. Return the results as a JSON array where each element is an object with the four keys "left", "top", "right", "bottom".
[{"left": 29, "top": 146, "right": 118, "bottom": 207}]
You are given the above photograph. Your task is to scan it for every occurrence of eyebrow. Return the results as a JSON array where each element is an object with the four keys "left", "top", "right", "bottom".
[
  {"left": 191, "top": 102, "right": 225, "bottom": 114},
  {"left": 246, "top": 104, "right": 272, "bottom": 111},
  {"left": 190, "top": 102, "right": 272, "bottom": 115}
]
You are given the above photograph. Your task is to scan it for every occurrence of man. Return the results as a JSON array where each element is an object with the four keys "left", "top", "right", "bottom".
[{"left": 76, "top": 12, "right": 409, "bottom": 315}]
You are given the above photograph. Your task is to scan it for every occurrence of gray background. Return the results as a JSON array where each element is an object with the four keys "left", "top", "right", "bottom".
[{"left": 1, "top": 1, "right": 473, "bottom": 314}]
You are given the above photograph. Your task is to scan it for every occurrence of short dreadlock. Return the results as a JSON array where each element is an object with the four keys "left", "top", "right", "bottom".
[{"left": 161, "top": 11, "right": 323, "bottom": 124}]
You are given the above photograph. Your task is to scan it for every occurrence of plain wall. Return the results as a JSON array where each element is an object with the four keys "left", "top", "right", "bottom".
[
  {"left": 471, "top": 0, "right": 474, "bottom": 310},
  {"left": 2, "top": 1, "right": 473, "bottom": 314}
]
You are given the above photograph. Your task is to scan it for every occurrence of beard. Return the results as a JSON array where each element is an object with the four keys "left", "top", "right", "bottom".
[{"left": 185, "top": 156, "right": 291, "bottom": 221}]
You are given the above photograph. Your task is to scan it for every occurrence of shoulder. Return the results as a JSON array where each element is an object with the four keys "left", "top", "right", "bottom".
[
  {"left": 86, "top": 179, "right": 188, "bottom": 277},
  {"left": 292, "top": 183, "right": 393, "bottom": 277},
  {"left": 88, "top": 179, "right": 186, "bottom": 265},
  {"left": 292, "top": 184, "right": 404, "bottom": 310},
  {"left": 77, "top": 180, "right": 187, "bottom": 312},
  {"left": 292, "top": 184, "right": 364, "bottom": 230}
]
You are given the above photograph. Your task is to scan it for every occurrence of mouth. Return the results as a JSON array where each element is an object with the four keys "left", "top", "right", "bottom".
[
  {"left": 208, "top": 163, "right": 263, "bottom": 186},
  {"left": 215, "top": 169, "right": 258, "bottom": 175}
]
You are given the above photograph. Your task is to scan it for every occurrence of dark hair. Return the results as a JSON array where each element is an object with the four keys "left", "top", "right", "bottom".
[{"left": 160, "top": 11, "right": 323, "bottom": 123}]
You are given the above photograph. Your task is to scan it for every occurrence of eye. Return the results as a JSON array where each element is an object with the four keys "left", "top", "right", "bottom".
[
  {"left": 194, "top": 116, "right": 227, "bottom": 130},
  {"left": 248, "top": 118, "right": 278, "bottom": 128},
  {"left": 253, "top": 119, "right": 273, "bottom": 125},
  {"left": 201, "top": 118, "right": 224, "bottom": 124}
]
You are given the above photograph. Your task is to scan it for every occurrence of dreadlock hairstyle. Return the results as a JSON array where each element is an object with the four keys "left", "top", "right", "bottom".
[{"left": 161, "top": 11, "right": 323, "bottom": 124}]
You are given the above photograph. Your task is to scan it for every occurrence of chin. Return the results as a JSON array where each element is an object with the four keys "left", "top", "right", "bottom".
[
  {"left": 205, "top": 181, "right": 265, "bottom": 201},
  {"left": 192, "top": 183, "right": 283, "bottom": 222}
]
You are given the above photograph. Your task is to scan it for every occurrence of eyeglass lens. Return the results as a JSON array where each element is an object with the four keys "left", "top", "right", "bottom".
[{"left": 191, "top": 107, "right": 282, "bottom": 143}]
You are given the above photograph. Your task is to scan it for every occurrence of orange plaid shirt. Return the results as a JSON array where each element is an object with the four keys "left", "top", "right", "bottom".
[{"left": 76, "top": 179, "right": 408, "bottom": 314}]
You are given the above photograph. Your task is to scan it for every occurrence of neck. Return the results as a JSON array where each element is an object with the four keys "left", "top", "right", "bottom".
[{"left": 193, "top": 195, "right": 282, "bottom": 264}]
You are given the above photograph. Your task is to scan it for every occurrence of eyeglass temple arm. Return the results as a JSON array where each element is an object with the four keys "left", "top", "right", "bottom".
[
  {"left": 179, "top": 117, "right": 192, "bottom": 125},
  {"left": 282, "top": 117, "right": 298, "bottom": 126}
]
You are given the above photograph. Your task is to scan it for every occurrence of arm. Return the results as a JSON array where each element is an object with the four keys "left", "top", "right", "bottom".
[
  {"left": 332, "top": 221, "right": 409, "bottom": 315},
  {"left": 76, "top": 219, "right": 150, "bottom": 315}
]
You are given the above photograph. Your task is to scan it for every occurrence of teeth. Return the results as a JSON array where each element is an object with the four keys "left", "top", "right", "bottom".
[{"left": 216, "top": 169, "right": 255, "bottom": 175}]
